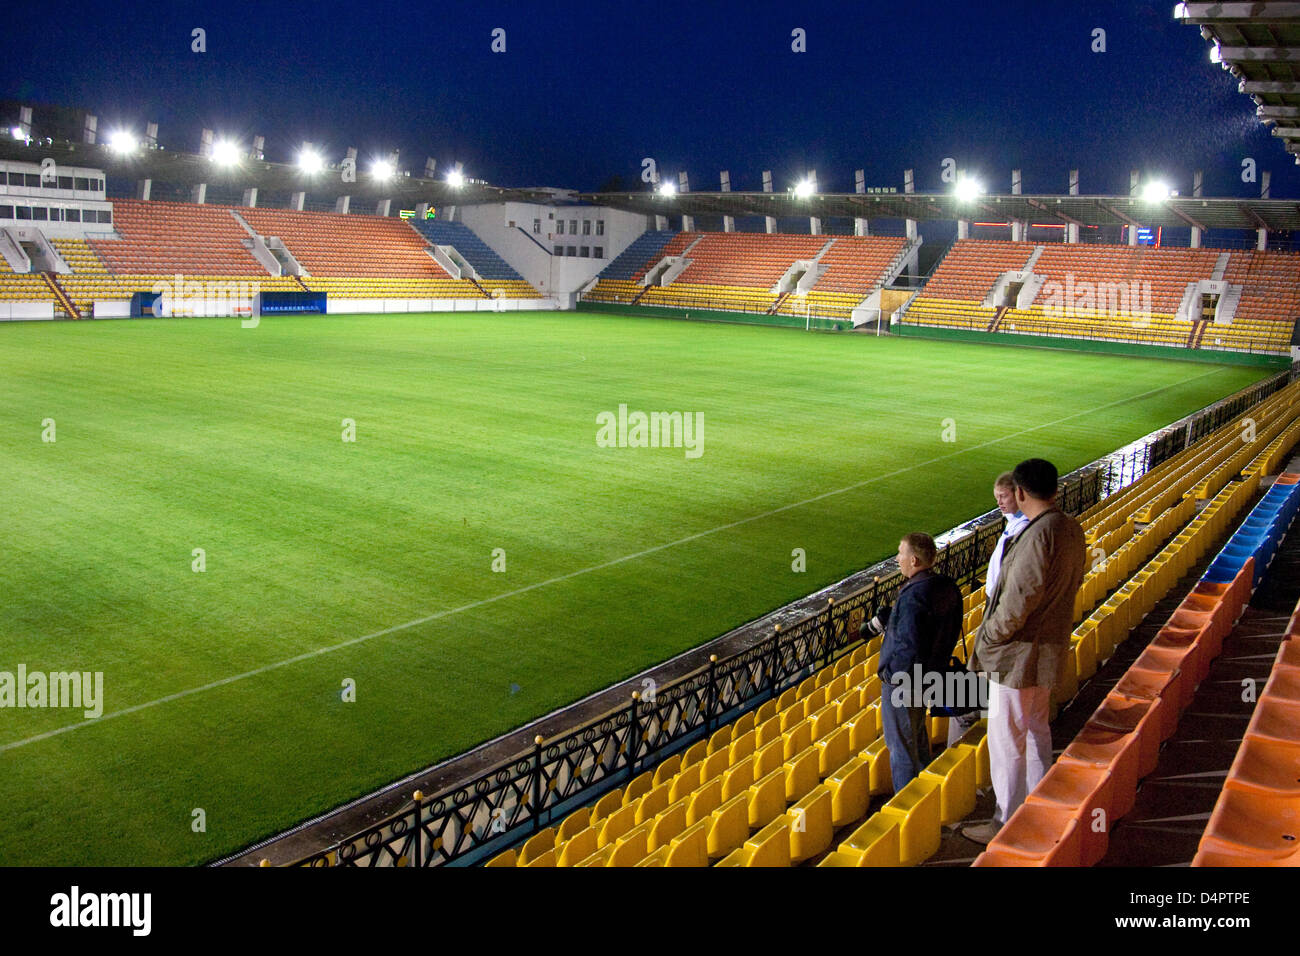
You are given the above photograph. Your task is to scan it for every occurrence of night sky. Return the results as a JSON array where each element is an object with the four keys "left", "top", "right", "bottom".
[{"left": 1, "top": 0, "right": 1293, "bottom": 198}]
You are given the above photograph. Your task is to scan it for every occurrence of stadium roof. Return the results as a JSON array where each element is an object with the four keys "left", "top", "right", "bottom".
[
  {"left": 0, "top": 136, "right": 555, "bottom": 206},
  {"left": 577, "top": 189, "right": 1300, "bottom": 232},
  {"left": 1176, "top": 1, "right": 1300, "bottom": 159},
  {"left": 4, "top": 125, "right": 1299, "bottom": 230}
]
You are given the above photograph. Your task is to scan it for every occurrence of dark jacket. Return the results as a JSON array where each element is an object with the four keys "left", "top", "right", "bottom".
[{"left": 877, "top": 568, "right": 964, "bottom": 684}]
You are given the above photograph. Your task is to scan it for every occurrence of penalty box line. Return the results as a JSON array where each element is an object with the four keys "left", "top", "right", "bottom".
[{"left": 0, "top": 366, "right": 1229, "bottom": 753}]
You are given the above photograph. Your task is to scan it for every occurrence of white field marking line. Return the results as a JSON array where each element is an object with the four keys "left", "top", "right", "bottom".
[{"left": 1, "top": 366, "right": 1230, "bottom": 753}]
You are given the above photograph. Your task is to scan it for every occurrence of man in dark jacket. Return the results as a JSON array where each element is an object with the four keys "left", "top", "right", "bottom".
[{"left": 879, "top": 532, "right": 964, "bottom": 793}]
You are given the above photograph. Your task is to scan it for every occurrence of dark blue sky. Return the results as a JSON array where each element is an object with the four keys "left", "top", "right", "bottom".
[{"left": 2, "top": 0, "right": 1293, "bottom": 197}]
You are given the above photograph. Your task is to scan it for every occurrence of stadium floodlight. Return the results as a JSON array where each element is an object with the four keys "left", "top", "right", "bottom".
[
  {"left": 10, "top": 126, "right": 24, "bottom": 140},
  {"left": 372, "top": 159, "right": 395, "bottom": 181},
  {"left": 108, "top": 129, "right": 138, "bottom": 155},
  {"left": 1209, "top": 41, "right": 1221, "bottom": 64},
  {"left": 1172, "top": 3, "right": 1188, "bottom": 19},
  {"left": 656, "top": 180, "right": 676, "bottom": 197},
  {"left": 210, "top": 139, "right": 241, "bottom": 167},
  {"left": 954, "top": 177, "right": 984, "bottom": 202},
  {"left": 297, "top": 148, "right": 324, "bottom": 174},
  {"left": 793, "top": 179, "right": 816, "bottom": 199},
  {"left": 1142, "top": 180, "right": 1171, "bottom": 203},
  {"left": 446, "top": 168, "right": 465, "bottom": 188}
]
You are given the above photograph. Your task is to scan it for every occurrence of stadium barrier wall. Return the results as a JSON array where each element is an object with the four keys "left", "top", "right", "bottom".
[
  {"left": 0, "top": 301, "right": 55, "bottom": 320},
  {"left": 577, "top": 300, "right": 850, "bottom": 331},
  {"left": 325, "top": 298, "right": 562, "bottom": 315},
  {"left": 278, "top": 362, "right": 1299, "bottom": 868},
  {"left": 893, "top": 323, "right": 1290, "bottom": 369}
]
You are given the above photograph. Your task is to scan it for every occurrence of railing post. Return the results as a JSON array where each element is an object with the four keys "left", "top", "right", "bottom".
[
  {"left": 628, "top": 691, "right": 641, "bottom": 779},
  {"left": 412, "top": 790, "right": 423, "bottom": 867},
  {"left": 531, "top": 735, "right": 544, "bottom": 833},
  {"left": 705, "top": 655, "right": 719, "bottom": 734},
  {"left": 769, "top": 624, "right": 782, "bottom": 697},
  {"left": 824, "top": 598, "right": 835, "bottom": 670}
]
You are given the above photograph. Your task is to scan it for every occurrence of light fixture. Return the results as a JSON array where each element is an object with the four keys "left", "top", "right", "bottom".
[
  {"left": 656, "top": 180, "right": 676, "bottom": 196},
  {"left": 793, "top": 179, "right": 815, "bottom": 198},
  {"left": 954, "top": 176, "right": 984, "bottom": 202},
  {"left": 297, "top": 148, "right": 324, "bottom": 174},
  {"left": 446, "top": 169, "right": 465, "bottom": 188},
  {"left": 108, "top": 129, "right": 138, "bottom": 154},
  {"left": 211, "top": 139, "right": 241, "bottom": 167},
  {"left": 10, "top": 126, "right": 24, "bottom": 140},
  {"left": 372, "top": 159, "right": 395, "bottom": 180},
  {"left": 1209, "top": 41, "right": 1221, "bottom": 64},
  {"left": 1142, "top": 180, "right": 1170, "bottom": 203}
]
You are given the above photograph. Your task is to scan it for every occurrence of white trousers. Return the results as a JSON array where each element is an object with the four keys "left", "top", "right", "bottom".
[{"left": 987, "top": 680, "right": 1053, "bottom": 825}]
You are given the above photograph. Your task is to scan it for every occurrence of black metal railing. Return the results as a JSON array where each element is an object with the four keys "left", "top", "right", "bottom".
[{"left": 286, "top": 364, "right": 1296, "bottom": 867}]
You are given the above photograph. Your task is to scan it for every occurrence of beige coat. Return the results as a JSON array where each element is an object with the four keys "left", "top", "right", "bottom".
[{"left": 969, "top": 507, "right": 1086, "bottom": 689}]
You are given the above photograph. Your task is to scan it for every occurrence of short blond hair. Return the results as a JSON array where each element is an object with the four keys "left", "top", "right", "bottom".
[{"left": 994, "top": 471, "right": 1016, "bottom": 491}]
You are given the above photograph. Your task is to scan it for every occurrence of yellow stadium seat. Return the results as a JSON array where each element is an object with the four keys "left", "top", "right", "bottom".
[
  {"left": 824, "top": 754, "right": 871, "bottom": 827},
  {"left": 788, "top": 785, "right": 835, "bottom": 863},
  {"left": 880, "top": 775, "right": 942, "bottom": 865},
  {"left": 920, "top": 745, "right": 977, "bottom": 826},
  {"left": 718, "top": 819, "right": 792, "bottom": 867},
  {"left": 819, "top": 814, "right": 902, "bottom": 867}
]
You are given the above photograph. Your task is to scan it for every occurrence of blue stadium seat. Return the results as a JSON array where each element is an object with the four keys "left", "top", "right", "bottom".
[{"left": 409, "top": 220, "right": 522, "bottom": 280}]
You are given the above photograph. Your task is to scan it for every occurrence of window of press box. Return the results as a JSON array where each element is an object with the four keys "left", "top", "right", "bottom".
[
  {"left": 0, "top": 205, "right": 12, "bottom": 219},
  {"left": 32, "top": 205, "right": 50, "bottom": 219},
  {"left": 533, "top": 219, "right": 540, "bottom": 233},
  {"left": 58, "top": 176, "right": 73, "bottom": 189},
  {"left": 74, "top": 177, "right": 90, "bottom": 190},
  {"left": 594, "top": 247, "right": 604, "bottom": 258},
  {"left": 556, "top": 220, "right": 564, "bottom": 234},
  {"left": 64, "top": 208, "right": 80, "bottom": 222},
  {"left": 25, "top": 173, "right": 41, "bottom": 187},
  {"left": 16, "top": 206, "right": 31, "bottom": 219},
  {"left": 580, "top": 246, "right": 589, "bottom": 257},
  {"left": 596, "top": 221, "right": 605, "bottom": 236},
  {"left": 553, "top": 245, "right": 563, "bottom": 256},
  {"left": 98, "top": 210, "right": 112, "bottom": 223},
  {"left": 582, "top": 220, "right": 591, "bottom": 235},
  {"left": 569, "top": 220, "right": 577, "bottom": 233},
  {"left": 567, "top": 246, "right": 576, "bottom": 257}
]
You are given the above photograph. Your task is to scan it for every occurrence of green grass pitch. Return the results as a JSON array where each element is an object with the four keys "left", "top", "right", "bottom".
[{"left": 0, "top": 310, "right": 1271, "bottom": 865}]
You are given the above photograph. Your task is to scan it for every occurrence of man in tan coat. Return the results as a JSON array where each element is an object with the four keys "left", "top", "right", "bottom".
[{"left": 962, "top": 458, "right": 1086, "bottom": 845}]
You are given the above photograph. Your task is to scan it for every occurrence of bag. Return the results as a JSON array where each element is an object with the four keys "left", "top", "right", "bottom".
[{"left": 928, "top": 629, "right": 986, "bottom": 719}]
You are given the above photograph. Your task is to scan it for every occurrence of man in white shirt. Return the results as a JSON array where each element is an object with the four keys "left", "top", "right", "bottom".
[{"left": 947, "top": 472, "right": 1030, "bottom": 746}]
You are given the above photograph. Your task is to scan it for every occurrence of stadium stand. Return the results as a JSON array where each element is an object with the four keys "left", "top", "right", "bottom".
[
  {"left": 582, "top": 230, "right": 678, "bottom": 304},
  {"left": 0, "top": 247, "right": 56, "bottom": 306},
  {"left": 638, "top": 232, "right": 828, "bottom": 313},
  {"left": 1211, "top": 250, "right": 1300, "bottom": 353},
  {"left": 475, "top": 378, "right": 1300, "bottom": 867},
  {"left": 905, "top": 239, "right": 1299, "bottom": 354},
  {"left": 0, "top": 200, "right": 544, "bottom": 306},
  {"left": 584, "top": 231, "right": 907, "bottom": 319},
  {"left": 408, "top": 219, "right": 540, "bottom": 298},
  {"left": 92, "top": 199, "right": 267, "bottom": 276},
  {"left": 773, "top": 236, "right": 909, "bottom": 321},
  {"left": 237, "top": 206, "right": 484, "bottom": 299}
]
